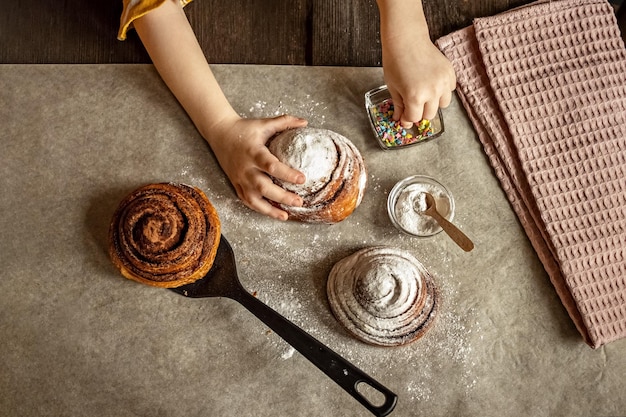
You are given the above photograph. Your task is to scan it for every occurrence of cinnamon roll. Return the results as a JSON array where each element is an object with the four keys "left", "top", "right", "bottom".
[
  {"left": 327, "top": 246, "right": 438, "bottom": 346},
  {"left": 267, "top": 127, "right": 367, "bottom": 223},
  {"left": 108, "top": 183, "right": 221, "bottom": 288}
]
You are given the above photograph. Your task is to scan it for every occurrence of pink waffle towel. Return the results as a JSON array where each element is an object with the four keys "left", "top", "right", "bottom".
[{"left": 437, "top": 0, "right": 626, "bottom": 348}]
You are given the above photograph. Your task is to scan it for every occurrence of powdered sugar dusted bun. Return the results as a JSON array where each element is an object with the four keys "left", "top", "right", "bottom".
[
  {"left": 327, "top": 246, "right": 438, "bottom": 346},
  {"left": 267, "top": 127, "right": 367, "bottom": 223}
]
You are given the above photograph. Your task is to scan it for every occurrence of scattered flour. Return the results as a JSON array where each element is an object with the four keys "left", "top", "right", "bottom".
[
  {"left": 244, "top": 230, "right": 480, "bottom": 404},
  {"left": 243, "top": 95, "right": 329, "bottom": 126},
  {"left": 280, "top": 346, "right": 296, "bottom": 360},
  {"left": 174, "top": 165, "right": 479, "bottom": 407}
]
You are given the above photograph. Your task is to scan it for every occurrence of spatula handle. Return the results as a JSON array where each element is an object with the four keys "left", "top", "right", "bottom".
[{"left": 233, "top": 288, "right": 397, "bottom": 417}]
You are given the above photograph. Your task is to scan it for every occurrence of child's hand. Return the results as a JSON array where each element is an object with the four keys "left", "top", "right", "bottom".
[
  {"left": 133, "top": 2, "right": 307, "bottom": 221},
  {"left": 206, "top": 114, "right": 309, "bottom": 220},
  {"left": 382, "top": 33, "right": 456, "bottom": 128}
]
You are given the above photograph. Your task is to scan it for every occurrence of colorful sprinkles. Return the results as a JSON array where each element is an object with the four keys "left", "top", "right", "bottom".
[{"left": 370, "top": 99, "right": 435, "bottom": 148}]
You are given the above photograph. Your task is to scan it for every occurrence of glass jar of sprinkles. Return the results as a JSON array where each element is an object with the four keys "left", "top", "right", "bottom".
[{"left": 365, "top": 85, "right": 445, "bottom": 150}]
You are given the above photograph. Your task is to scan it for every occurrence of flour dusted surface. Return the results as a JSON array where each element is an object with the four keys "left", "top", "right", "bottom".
[{"left": 172, "top": 99, "right": 480, "bottom": 407}]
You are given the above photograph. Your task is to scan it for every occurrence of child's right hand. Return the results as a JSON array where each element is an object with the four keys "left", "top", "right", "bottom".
[
  {"left": 205, "top": 114, "right": 309, "bottom": 220},
  {"left": 382, "top": 37, "right": 456, "bottom": 128}
]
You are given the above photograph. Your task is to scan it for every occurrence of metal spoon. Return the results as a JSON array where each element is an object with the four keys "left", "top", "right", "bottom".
[{"left": 421, "top": 192, "right": 474, "bottom": 252}]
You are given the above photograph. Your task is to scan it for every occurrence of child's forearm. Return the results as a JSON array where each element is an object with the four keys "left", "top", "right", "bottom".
[
  {"left": 375, "top": 0, "right": 455, "bottom": 124},
  {"left": 376, "top": 0, "right": 430, "bottom": 41},
  {"left": 133, "top": 0, "right": 238, "bottom": 142}
]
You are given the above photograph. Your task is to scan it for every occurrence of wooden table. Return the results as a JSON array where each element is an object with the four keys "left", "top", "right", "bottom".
[
  {"left": 8, "top": 0, "right": 625, "bottom": 65},
  {"left": 1, "top": 64, "right": 625, "bottom": 417}
]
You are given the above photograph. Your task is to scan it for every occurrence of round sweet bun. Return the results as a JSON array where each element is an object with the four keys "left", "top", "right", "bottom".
[
  {"left": 108, "top": 183, "right": 221, "bottom": 288},
  {"left": 327, "top": 246, "right": 438, "bottom": 346},
  {"left": 267, "top": 127, "right": 367, "bottom": 223}
]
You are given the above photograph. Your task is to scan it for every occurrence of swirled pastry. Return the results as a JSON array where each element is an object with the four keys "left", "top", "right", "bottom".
[
  {"left": 108, "top": 183, "right": 221, "bottom": 288},
  {"left": 267, "top": 127, "right": 367, "bottom": 223},
  {"left": 327, "top": 246, "right": 438, "bottom": 346}
]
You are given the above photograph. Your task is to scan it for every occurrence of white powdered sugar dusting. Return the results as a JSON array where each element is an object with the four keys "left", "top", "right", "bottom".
[
  {"left": 265, "top": 127, "right": 366, "bottom": 223},
  {"left": 394, "top": 183, "right": 452, "bottom": 235},
  {"left": 174, "top": 165, "right": 479, "bottom": 406},
  {"left": 243, "top": 95, "right": 328, "bottom": 126},
  {"left": 267, "top": 128, "right": 337, "bottom": 194},
  {"left": 326, "top": 247, "right": 435, "bottom": 346}
]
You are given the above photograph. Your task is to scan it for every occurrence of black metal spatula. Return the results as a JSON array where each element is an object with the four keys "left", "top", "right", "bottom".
[{"left": 171, "top": 235, "right": 397, "bottom": 417}]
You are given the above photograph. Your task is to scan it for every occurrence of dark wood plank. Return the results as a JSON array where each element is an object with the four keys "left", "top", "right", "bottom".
[
  {"left": 0, "top": 0, "right": 308, "bottom": 65},
  {"left": 190, "top": 0, "right": 308, "bottom": 65},
  {"left": 618, "top": 2, "right": 626, "bottom": 42},
  {"left": 308, "top": 0, "right": 541, "bottom": 66},
  {"left": 422, "top": 0, "right": 534, "bottom": 39},
  {"left": 426, "top": 0, "right": 626, "bottom": 42},
  {"left": 0, "top": 0, "right": 150, "bottom": 64},
  {"left": 1, "top": 0, "right": 623, "bottom": 65},
  {"left": 310, "top": 0, "right": 382, "bottom": 66}
]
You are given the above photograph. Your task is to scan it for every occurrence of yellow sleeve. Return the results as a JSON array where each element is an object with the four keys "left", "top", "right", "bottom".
[{"left": 118, "top": 0, "right": 193, "bottom": 41}]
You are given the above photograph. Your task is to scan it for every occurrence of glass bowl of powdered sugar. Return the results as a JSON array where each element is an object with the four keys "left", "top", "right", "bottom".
[{"left": 387, "top": 175, "right": 455, "bottom": 237}]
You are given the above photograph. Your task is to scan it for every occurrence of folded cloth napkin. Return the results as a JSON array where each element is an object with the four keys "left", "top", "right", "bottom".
[{"left": 437, "top": 0, "right": 626, "bottom": 348}]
